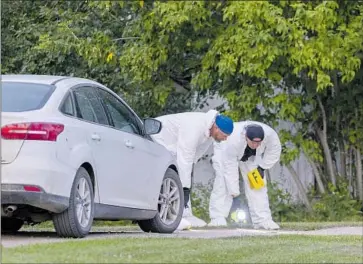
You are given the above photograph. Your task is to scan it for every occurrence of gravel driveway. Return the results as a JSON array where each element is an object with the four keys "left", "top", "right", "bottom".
[{"left": 2, "top": 226, "right": 362, "bottom": 248}]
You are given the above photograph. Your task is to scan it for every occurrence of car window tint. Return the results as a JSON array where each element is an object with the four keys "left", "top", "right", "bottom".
[
  {"left": 73, "top": 87, "right": 108, "bottom": 125},
  {"left": 73, "top": 89, "right": 97, "bottom": 123},
  {"left": 2, "top": 82, "right": 55, "bottom": 112},
  {"left": 60, "top": 93, "right": 74, "bottom": 116},
  {"left": 87, "top": 88, "right": 109, "bottom": 126},
  {"left": 97, "top": 89, "right": 141, "bottom": 135}
]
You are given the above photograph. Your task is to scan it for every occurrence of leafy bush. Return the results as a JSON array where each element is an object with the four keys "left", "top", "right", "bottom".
[
  {"left": 309, "top": 178, "right": 363, "bottom": 221},
  {"left": 190, "top": 179, "right": 214, "bottom": 222},
  {"left": 268, "top": 178, "right": 363, "bottom": 222},
  {"left": 267, "top": 181, "right": 310, "bottom": 222}
]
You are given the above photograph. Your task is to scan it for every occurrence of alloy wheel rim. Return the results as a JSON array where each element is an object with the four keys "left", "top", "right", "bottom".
[
  {"left": 158, "top": 178, "right": 180, "bottom": 225},
  {"left": 75, "top": 177, "right": 92, "bottom": 228}
]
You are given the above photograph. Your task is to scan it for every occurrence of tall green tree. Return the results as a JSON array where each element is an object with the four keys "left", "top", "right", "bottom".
[
  {"left": 3, "top": 0, "right": 362, "bottom": 201},
  {"left": 97, "top": 0, "right": 362, "bottom": 199},
  {"left": 1, "top": 0, "right": 192, "bottom": 117}
]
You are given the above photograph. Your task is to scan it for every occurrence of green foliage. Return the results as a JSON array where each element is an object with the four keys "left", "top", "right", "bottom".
[
  {"left": 190, "top": 179, "right": 214, "bottom": 222},
  {"left": 267, "top": 181, "right": 310, "bottom": 222},
  {"left": 2, "top": 0, "right": 363, "bottom": 204},
  {"left": 99, "top": 0, "right": 363, "bottom": 189},
  {"left": 309, "top": 178, "right": 363, "bottom": 221},
  {"left": 267, "top": 179, "right": 362, "bottom": 222},
  {"left": 1, "top": 0, "right": 193, "bottom": 118},
  {"left": 4, "top": 0, "right": 363, "bottom": 155}
]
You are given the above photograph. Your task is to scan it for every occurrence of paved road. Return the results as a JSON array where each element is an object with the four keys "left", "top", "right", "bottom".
[{"left": 2, "top": 226, "right": 362, "bottom": 248}]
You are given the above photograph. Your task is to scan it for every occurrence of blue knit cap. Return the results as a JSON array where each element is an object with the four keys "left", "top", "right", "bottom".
[{"left": 215, "top": 115, "right": 234, "bottom": 135}]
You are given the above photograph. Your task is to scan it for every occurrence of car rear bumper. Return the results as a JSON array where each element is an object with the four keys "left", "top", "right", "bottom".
[
  {"left": 1, "top": 155, "right": 76, "bottom": 198},
  {"left": 1, "top": 184, "right": 69, "bottom": 213}
]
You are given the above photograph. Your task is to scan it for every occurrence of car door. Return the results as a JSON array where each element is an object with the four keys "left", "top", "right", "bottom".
[
  {"left": 96, "top": 88, "right": 161, "bottom": 209},
  {"left": 70, "top": 86, "right": 118, "bottom": 205}
]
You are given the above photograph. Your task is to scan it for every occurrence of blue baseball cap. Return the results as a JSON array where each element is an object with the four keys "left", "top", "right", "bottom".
[{"left": 215, "top": 115, "right": 234, "bottom": 135}]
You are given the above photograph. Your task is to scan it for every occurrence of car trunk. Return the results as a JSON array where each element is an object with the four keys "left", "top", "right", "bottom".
[{"left": 1, "top": 81, "right": 57, "bottom": 164}]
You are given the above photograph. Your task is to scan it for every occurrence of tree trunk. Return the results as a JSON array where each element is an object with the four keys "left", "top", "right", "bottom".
[
  {"left": 316, "top": 96, "right": 336, "bottom": 186},
  {"left": 355, "top": 148, "right": 363, "bottom": 201},
  {"left": 339, "top": 140, "right": 347, "bottom": 178},
  {"left": 302, "top": 149, "right": 325, "bottom": 194},
  {"left": 310, "top": 160, "right": 326, "bottom": 194},
  {"left": 334, "top": 74, "right": 346, "bottom": 179},
  {"left": 317, "top": 161, "right": 328, "bottom": 184},
  {"left": 348, "top": 146, "right": 355, "bottom": 197},
  {"left": 286, "top": 163, "right": 313, "bottom": 212},
  {"left": 316, "top": 128, "right": 337, "bottom": 186}
]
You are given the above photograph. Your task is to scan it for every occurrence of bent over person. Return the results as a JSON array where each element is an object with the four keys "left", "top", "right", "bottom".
[
  {"left": 151, "top": 110, "right": 234, "bottom": 230},
  {"left": 208, "top": 121, "right": 281, "bottom": 230}
]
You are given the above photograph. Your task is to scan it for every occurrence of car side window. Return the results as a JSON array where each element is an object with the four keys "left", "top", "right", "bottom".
[
  {"left": 72, "top": 87, "right": 109, "bottom": 126},
  {"left": 60, "top": 93, "right": 75, "bottom": 116},
  {"left": 96, "top": 88, "right": 142, "bottom": 135}
]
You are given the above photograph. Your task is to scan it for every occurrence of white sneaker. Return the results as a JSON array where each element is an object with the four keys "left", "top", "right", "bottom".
[
  {"left": 183, "top": 207, "right": 207, "bottom": 228},
  {"left": 186, "top": 216, "right": 207, "bottom": 227},
  {"left": 253, "top": 220, "right": 280, "bottom": 230},
  {"left": 208, "top": 217, "right": 227, "bottom": 227},
  {"left": 176, "top": 218, "right": 192, "bottom": 230}
]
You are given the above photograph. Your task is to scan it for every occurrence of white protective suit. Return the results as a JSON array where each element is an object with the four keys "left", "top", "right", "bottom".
[
  {"left": 151, "top": 110, "right": 219, "bottom": 189},
  {"left": 151, "top": 110, "right": 220, "bottom": 229},
  {"left": 209, "top": 121, "right": 282, "bottom": 229}
]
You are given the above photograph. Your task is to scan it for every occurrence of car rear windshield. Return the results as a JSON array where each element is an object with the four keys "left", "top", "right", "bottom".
[{"left": 1, "top": 82, "right": 55, "bottom": 112}]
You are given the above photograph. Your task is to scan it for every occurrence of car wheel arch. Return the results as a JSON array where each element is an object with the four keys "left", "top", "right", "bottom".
[
  {"left": 168, "top": 164, "right": 178, "bottom": 173},
  {"left": 80, "top": 162, "right": 96, "bottom": 194},
  {"left": 70, "top": 158, "right": 99, "bottom": 203},
  {"left": 66, "top": 145, "right": 98, "bottom": 197}
]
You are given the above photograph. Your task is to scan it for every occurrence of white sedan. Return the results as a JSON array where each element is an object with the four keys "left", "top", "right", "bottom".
[{"left": 1, "top": 74, "right": 183, "bottom": 238}]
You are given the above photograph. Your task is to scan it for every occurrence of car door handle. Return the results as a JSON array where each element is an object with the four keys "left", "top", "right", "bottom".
[
  {"left": 124, "top": 140, "right": 134, "bottom": 149},
  {"left": 91, "top": 134, "right": 101, "bottom": 141}
]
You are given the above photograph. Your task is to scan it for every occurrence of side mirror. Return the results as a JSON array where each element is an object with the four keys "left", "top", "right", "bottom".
[{"left": 143, "top": 118, "right": 162, "bottom": 135}]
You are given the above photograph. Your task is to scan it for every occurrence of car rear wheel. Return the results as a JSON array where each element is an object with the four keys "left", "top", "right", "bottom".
[
  {"left": 53, "top": 167, "right": 94, "bottom": 238},
  {"left": 1, "top": 218, "right": 24, "bottom": 233},
  {"left": 138, "top": 168, "right": 183, "bottom": 233}
]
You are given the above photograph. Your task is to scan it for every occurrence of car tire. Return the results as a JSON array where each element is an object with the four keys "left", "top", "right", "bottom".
[
  {"left": 138, "top": 168, "right": 184, "bottom": 233},
  {"left": 53, "top": 167, "right": 94, "bottom": 238},
  {"left": 1, "top": 218, "right": 24, "bottom": 233}
]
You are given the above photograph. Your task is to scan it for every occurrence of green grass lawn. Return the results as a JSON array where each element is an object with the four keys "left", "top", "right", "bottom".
[
  {"left": 22, "top": 220, "right": 363, "bottom": 232},
  {"left": 279, "top": 221, "right": 363, "bottom": 230},
  {"left": 2, "top": 235, "right": 362, "bottom": 263},
  {"left": 3, "top": 222, "right": 362, "bottom": 263}
]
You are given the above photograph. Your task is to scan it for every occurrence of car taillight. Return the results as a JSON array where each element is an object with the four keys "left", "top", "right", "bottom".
[{"left": 1, "top": 122, "right": 64, "bottom": 141}]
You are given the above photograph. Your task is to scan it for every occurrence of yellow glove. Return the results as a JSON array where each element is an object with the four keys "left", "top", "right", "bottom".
[{"left": 247, "top": 168, "right": 265, "bottom": 190}]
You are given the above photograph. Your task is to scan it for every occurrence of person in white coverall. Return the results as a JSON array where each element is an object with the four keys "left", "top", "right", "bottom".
[
  {"left": 151, "top": 110, "right": 234, "bottom": 230},
  {"left": 208, "top": 121, "right": 281, "bottom": 230}
]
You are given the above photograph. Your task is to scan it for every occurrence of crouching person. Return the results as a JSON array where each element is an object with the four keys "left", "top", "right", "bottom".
[
  {"left": 208, "top": 121, "right": 281, "bottom": 230},
  {"left": 151, "top": 110, "right": 234, "bottom": 230}
]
